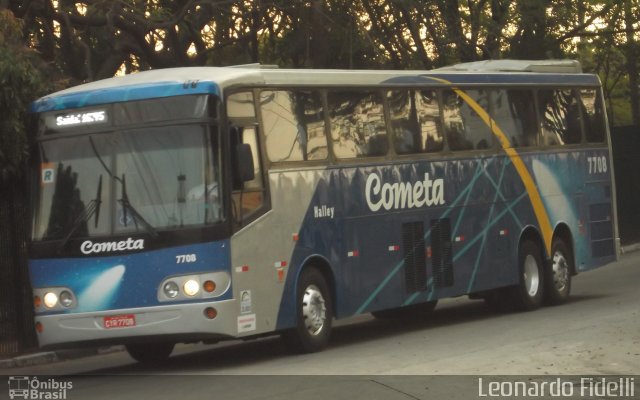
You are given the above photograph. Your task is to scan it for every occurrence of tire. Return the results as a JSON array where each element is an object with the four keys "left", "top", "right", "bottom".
[
  {"left": 371, "top": 301, "right": 437, "bottom": 320},
  {"left": 125, "top": 342, "right": 174, "bottom": 364},
  {"left": 282, "top": 268, "right": 333, "bottom": 353},
  {"left": 508, "top": 239, "right": 544, "bottom": 311},
  {"left": 544, "top": 237, "right": 572, "bottom": 305}
]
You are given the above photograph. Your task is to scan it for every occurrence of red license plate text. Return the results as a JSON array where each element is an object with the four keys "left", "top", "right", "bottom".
[{"left": 103, "top": 314, "right": 136, "bottom": 329}]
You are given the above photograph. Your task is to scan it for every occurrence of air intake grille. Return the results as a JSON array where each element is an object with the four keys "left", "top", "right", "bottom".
[
  {"left": 431, "top": 218, "right": 454, "bottom": 288},
  {"left": 402, "top": 221, "right": 427, "bottom": 293},
  {"left": 589, "top": 203, "right": 614, "bottom": 258}
]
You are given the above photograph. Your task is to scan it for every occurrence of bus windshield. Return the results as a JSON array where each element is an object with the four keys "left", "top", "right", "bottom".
[{"left": 33, "top": 124, "right": 222, "bottom": 241}]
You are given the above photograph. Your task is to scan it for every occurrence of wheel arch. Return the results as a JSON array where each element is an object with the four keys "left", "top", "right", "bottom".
[
  {"left": 518, "top": 226, "right": 545, "bottom": 259},
  {"left": 296, "top": 254, "right": 337, "bottom": 318},
  {"left": 552, "top": 222, "right": 577, "bottom": 275}
]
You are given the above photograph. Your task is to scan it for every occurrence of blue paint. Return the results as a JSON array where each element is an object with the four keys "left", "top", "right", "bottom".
[
  {"left": 383, "top": 73, "right": 600, "bottom": 86},
  {"left": 31, "top": 82, "right": 220, "bottom": 113},
  {"left": 29, "top": 240, "right": 231, "bottom": 314}
]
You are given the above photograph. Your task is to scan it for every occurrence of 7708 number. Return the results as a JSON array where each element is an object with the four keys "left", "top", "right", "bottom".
[
  {"left": 587, "top": 156, "right": 607, "bottom": 175},
  {"left": 176, "top": 254, "right": 197, "bottom": 263}
]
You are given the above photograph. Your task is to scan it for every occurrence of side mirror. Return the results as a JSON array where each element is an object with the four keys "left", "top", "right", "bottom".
[{"left": 235, "top": 143, "right": 255, "bottom": 183}]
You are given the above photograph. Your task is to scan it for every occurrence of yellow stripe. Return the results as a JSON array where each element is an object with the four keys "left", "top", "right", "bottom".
[{"left": 428, "top": 77, "right": 553, "bottom": 254}]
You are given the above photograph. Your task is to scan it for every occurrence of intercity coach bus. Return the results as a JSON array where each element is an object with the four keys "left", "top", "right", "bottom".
[{"left": 28, "top": 60, "right": 618, "bottom": 362}]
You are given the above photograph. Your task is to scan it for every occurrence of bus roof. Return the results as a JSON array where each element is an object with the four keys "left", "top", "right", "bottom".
[{"left": 31, "top": 60, "right": 600, "bottom": 113}]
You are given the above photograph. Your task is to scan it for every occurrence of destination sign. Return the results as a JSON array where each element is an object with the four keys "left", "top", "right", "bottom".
[{"left": 55, "top": 110, "right": 107, "bottom": 127}]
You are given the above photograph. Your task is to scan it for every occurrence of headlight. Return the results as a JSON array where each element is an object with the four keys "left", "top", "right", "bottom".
[
  {"left": 59, "top": 290, "right": 74, "bottom": 307},
  {"left": 43, "top": 292, "right": 58, "bottom": 308},
  {"left": 34, "top": 287, "right": 76, "bottom": 311},
  {"left": 163, "top": 281, "right": 179, "bottom": 298},
  {"left": 183, "top": 279, "right": 200, "bottom": 296}
]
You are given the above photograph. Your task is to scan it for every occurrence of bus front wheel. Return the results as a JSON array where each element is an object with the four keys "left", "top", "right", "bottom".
[
  {"left": 283, "top": 267, "right": 333, "bottom": 353},
  {"left": 125, "top": 342, "right": 174, "bottom": 364},
  {"left": 544, "top": 238, "right": 572, "bottom": 305}
]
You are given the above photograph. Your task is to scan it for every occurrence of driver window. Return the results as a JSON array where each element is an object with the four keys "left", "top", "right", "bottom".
[{"left": 232, "top": 127, "right": 265, "bottom": 221}]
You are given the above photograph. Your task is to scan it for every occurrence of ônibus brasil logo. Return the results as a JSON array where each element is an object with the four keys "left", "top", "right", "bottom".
[{"left": 8, "top": 376, "right": 72, "bottom": 400}]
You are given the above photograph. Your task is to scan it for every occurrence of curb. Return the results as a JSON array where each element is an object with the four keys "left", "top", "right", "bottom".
[
  {"left": 0, "top": 346, "right": 123, "bottom": 370},
  {"left": 621, "top": 242, "right": 640, "bottom": 254}
]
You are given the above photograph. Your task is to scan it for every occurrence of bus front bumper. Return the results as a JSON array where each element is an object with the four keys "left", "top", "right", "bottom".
[{"left": 35, "top": 299, "right": 239, "bottom": 348}]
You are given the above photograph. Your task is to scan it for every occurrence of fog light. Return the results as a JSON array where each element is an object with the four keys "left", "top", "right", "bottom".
[
  {"left": 163, "top": 281, "right": 179, "bottom": 298},
  {"left": 203, "top": 280, "right": 216, "bottom": 293},
  {"left": 183, "top": 279, "right": 199, "bottom": 296},
  {"left": 59, "top": 291, "right": 74, "bottom": 307},
  {"left": 43, "top": 292, "right": 58, "bottom": 308},
  {"left": 204, "top": 307, "right": 217, "bottom": 319}
]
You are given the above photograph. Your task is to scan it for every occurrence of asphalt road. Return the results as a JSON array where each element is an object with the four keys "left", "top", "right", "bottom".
[{"left": 3, "top": 251, "right": 639, "bottom": 399}]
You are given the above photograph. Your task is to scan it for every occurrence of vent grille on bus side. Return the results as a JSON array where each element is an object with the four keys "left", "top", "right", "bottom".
[
  {"left": 402, "top": 222, "right": 427, "bottom": 293},
  {"left": 589, "top": 203, "right": 615, "bottom": 258},
  {"left": 431, "top": 218, "right": 454, "bottom": 288}
]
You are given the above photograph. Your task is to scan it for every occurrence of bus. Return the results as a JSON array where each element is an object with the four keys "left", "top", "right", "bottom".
[{"left": 28, "top": 60, "right": 618, "bottom": 363}]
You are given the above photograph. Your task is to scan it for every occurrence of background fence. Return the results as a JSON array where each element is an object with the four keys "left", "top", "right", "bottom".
[
  {"left": 611, "top": 126, "right": 640, "bottom": 245},
  {"left": 0, "top": 176, "right": 37, "bottom": 356}
]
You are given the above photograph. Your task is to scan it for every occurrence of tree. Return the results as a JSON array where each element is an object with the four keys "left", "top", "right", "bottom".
[{"left": 0, "top": 9, "right": 55, "bottom": 180}]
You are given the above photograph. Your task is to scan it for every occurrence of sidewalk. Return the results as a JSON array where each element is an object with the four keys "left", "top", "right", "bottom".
[
  {"left": 0, "top": 346, "right": 123, "bottom": 369},
  {"left": 3, "top": 242, "right": 639, "bottom": 370}
]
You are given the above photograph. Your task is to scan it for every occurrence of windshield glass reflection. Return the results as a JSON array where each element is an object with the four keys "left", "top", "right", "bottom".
[{"left": 33, "top": 125, "right": 221, "bottom": 241}]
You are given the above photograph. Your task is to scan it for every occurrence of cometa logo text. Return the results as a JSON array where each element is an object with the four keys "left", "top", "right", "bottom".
[
  {"left": 365, "top": 172, "right": 445, "bottom": 212},
  {"left": 80, "top": 238, "right": 144, "bottom": 255}
]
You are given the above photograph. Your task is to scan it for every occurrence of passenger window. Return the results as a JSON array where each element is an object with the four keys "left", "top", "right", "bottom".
[
  {"left": 227, "top": 92, "right": 255, "bottom": 118},
  {"left": 231, "top": 127, "right": 264, "bottom": 220},
  {"left": 328, "top": 91, "right": 388, "bottom": 158},
  {"left": 580, "top": 89, "right": 607, "bottom": 143},
  {"left": 491, "top": 89, "right": 538, "bottom": 148},
  {"left": 260, "top": 90, "right": 327, "bottom": 162},
  {"left": 442, "top": 89, "right": 492, "bottom": 151},
  {"left": 538, "top": 89, "right": 582, "bottom": 145},
  {"left": 388, "top": 90, "right": 443, "bottom": 154}
]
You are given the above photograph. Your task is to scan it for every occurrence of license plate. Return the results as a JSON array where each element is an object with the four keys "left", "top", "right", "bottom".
[{"left": 103, "top": 314, "right": 136, "bottom": 329}]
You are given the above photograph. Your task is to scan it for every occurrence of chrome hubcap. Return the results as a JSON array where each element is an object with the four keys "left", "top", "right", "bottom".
[
  {"left": 523, "top": 254, "right": 540, "bottom": 297},
  {"left": 552, "top": 251, "right": 569, "bottom": 292},
  {"left": 302, "top": 284, "right": 326, "bottom": 336}
]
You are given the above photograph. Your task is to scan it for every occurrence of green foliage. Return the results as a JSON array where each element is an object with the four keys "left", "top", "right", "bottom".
[
  {"left": 0, "top": 11, "right": 54, "bottom": 181},
  {"left": 5, "top": 0, "right": 640, "bottom": 126}
]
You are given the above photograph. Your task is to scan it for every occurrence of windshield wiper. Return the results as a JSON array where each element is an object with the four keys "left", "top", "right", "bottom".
[
  {"left": 88, "top": 136, "right": 158, "bottom": 238},
  {"left": 118, "top": 173, "right": 158, "bottom": 237},
  {"left": 58, "top": 175, "right": 102, "bottom": 251}
]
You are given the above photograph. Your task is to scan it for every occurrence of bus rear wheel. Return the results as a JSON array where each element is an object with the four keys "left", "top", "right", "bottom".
[
  {"left": 509, "top": 239, "right": 544, "bottom": 311},
  {"left": 544, "top": 238, "right": 572, "bottom": 305},
  {"left": 125, "top": 342, "right": 174, "bottom": 364},
  {"left": 282, "top": 267, "right": 333, "bottom": 353}
]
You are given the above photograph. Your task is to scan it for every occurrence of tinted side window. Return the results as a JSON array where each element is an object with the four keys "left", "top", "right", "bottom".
[
  {"left": 328, "top": 91, "right": 388, "bottom": 158},
  {"left": 260, "top": 90, "right": 327, "bottom": 162},
  {"left": 442, "top": 89, "right": 492, "bottom": 151},
  {"left": 580, "top": 89, "right": 607, "bottom": 143},
  {"left": 388, "top": 90, "right": 443, "bottom": 154},
  {"left": 492, "top": 89, "right": 538, "bottom": 148},
  {"left": 538, "top": 89, "right": 582, "bottom": 145}
]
